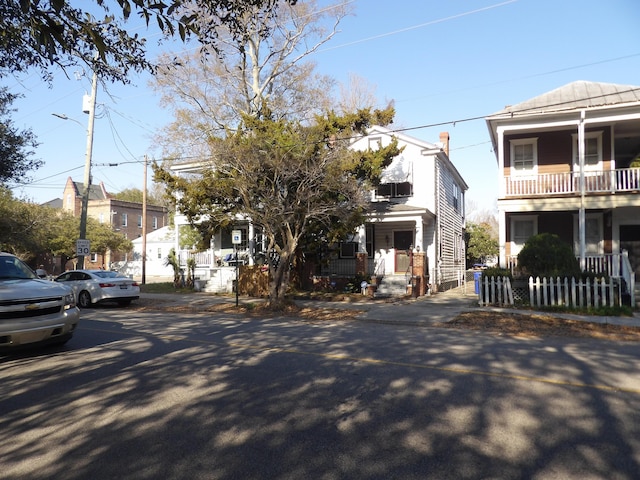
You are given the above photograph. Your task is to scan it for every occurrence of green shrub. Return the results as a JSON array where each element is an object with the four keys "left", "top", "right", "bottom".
[
  {"left": 517, "top": 233, "right": 580, "bottom": 278},
  {"left": 482, "top": 267, "right": 512, "bottom": 279}
]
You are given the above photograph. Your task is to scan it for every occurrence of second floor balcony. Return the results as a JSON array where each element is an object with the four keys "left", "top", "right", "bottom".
[{"left": 502, "top": 167, "right": 640, "bottom": 198}]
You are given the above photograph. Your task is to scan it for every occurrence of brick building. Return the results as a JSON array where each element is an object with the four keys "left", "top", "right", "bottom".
[{"left": 62, "top": 177, "right": 168, "bottom": 269}]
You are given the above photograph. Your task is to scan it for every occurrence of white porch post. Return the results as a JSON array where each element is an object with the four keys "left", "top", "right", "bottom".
[
  {"left": 578, "top": 110, "right": 586, "bottom": 270},
  {"left": 248, "top": 222, "right": 255, "bottom": 265},
  {"left": 497, "top": 127, "right": 507, "bottom": 267},
  {"left": 498, "top": 207, "right": 507, "bottom": 268},
  {"left": 415, "top": 219, "right": 423, "bottom": 252}
]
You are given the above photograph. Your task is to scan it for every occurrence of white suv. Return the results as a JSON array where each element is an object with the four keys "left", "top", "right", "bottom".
[{"left": 0, "top": 252, "right": 80, "bottom": 349}]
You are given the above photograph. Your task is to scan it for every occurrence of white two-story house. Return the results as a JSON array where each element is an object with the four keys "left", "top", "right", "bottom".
[{"left": 319, "top": 126, "right": 468, "bottom": 293}]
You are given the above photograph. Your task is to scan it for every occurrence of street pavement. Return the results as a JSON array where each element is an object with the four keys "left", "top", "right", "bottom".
[{"left": 140, "top": 283, "right": 640, "bottom": 328}]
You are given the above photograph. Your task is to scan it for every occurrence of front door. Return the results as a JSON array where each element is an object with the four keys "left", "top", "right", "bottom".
[{"left": 394, "top": 230, "right": 414, "bottom": 274}]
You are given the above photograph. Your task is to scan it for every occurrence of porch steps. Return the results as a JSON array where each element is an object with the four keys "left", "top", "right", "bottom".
[{"left": 374, "top": 275, "right": 409, "bottom": 298}]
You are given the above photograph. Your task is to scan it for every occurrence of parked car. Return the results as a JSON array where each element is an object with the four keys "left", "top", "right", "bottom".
[
  {"left": 54, "top": 270, "right": 140, "bottom": 308},
  {"left": 0, "top": 252, "right": 80, "bottom": 349}
]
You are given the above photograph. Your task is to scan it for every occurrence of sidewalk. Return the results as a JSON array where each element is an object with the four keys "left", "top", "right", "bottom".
[{"left": 139, "top": 285, "right": 640, "bottom": 328}]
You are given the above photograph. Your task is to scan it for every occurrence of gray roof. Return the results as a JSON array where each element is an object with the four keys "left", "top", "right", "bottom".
[
  {"left": 488, "top": 81, "right": 640, "bottom": 117},
  {"left": 73, "top": 181, "right": 108, "bottom": 201}
]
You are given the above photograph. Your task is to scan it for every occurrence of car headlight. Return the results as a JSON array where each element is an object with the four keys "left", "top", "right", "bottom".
[{"left": 63, "top": 292, "right": 77, "bottom": 309}]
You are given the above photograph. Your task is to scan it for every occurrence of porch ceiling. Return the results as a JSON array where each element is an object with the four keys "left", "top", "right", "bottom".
[{"left": 367, "top": 202, "right": 435, "bottom": 222}]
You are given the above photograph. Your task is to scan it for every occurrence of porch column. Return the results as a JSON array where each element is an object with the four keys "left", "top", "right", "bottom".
[
  {"left": 248, "top": 222, "right": 255, "bottom": 266},
  {"left": 498, "top": 208, "right": 507, "bottom": 268},
  {"left": 497, "top": 127, "right": 507, "bottom": 267},
  {"left": 414, "top": 219, "right": 423, "bottom": 252},
  {"left": 578, "top": 110, "right": 586, "bottom": 270},
  {"left": 412, "top": 252, "right": 428, "bottom": 296}
]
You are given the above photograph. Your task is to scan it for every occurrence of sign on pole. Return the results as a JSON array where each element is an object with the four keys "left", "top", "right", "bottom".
[
  {"left": 232, "top": 230, "right": 242, "bottom": 245},
  {"left": 76, "top": 239, "right": 91, "bottom": 257}
]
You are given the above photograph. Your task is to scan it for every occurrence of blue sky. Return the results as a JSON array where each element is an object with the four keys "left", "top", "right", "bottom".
[{"left": 4, "top": 0, "right": 639, "bottom": 216}]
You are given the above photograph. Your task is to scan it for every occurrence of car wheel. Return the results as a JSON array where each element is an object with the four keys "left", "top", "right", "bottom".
[{"left": 78, "top": 290, "right": 92, "bottom": 308}]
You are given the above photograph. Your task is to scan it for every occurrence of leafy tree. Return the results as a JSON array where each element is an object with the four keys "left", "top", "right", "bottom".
[
  {"left": 112, "top": 187, "right": 164, "bottom": 206},
  {"left": 465, "top": 221, "right": 498, "bottom": 267},
  {"left": 86, "top": 217, "right": 133, "bottom": 261},
  {"left": 0, "top": 89, "right": 41, "bottom": 185},
  {"left": 517, "top": 233, "right": 580, "bottom": 277},
  {"left": 154, "top": 108, "right": 400, "bottom": 307},
  {"left": 1, "top": 0, "right": 297, "bottom": 83},
  {"left": 47, "top": 210, "right": 82, "bottom": 270},
  {"left": 179, "top": 225, "right": 205, "bottom": 251},
  {"left": 0, "top": 188, "right": 49, "bottom": 259}
]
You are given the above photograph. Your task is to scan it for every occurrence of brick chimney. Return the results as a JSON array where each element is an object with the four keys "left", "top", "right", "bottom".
[{"left": 439, "top": 132, "right": 450, "bottom": 157}]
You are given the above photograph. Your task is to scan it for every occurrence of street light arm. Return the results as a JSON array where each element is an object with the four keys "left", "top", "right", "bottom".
[{"left": 51, "top": 112, "right": 84, "bottom": 127}]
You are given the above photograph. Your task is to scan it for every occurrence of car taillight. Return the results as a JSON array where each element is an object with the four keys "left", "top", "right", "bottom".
[
  {"left": 131, "top": 281, "right": 139, "bottom": 286},
  {"left": 99, "top": 282, "right": 117, "bottom": 288}
]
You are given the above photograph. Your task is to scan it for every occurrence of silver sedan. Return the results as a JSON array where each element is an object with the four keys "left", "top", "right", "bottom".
[{"left": 54, "top": 270, "right": 140, "bottom": 308}]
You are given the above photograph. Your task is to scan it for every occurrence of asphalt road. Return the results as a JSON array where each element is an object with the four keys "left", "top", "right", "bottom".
[{"left": 2, "top": 306, "right": 640, "bottom": 480}]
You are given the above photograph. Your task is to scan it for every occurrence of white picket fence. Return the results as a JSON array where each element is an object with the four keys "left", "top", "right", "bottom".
[
  {"left": 478, "top": 275, "right": 622, "bottom": 308},
  {"left": 478, "top": 276, "right": 514, "bottom": 306},
  {"left": 527, "top": 276, "right": 619, "bottom": 309}
]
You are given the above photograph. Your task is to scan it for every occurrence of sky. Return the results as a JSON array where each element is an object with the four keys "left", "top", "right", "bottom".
[{"left": 4, "top": 0, "right": 639, "bottom": 217}]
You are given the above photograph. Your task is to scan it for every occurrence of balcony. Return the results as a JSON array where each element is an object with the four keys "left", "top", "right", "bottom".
[{"left": 503, "top": 167, "right": 640, "bottom": 197}]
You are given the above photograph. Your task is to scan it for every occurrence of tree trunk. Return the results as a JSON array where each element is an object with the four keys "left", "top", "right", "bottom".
[{"left": 268, "top": 250, "right": 294, "bottom": 308}]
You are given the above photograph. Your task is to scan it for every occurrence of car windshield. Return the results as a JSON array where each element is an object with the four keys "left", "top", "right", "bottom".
[{"left": 0, "top": 257, "right": 38, "bottom": 280}]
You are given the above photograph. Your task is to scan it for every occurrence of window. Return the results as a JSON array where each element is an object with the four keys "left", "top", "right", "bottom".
[
  {"left": 511, "top": 216, "right": 537, "bottom": 256},
  {"left": 99, "top": 212, "right": 105, "bottom": 223},
  {"left": 121, "top": 213, "right": 128, "bottom": 227},
  {"left": 339, "top": 242, "right": 357, "bottom": 258},
  {"left": 574, "top": 213, "right": 603, "bottom": 255},
  {"left": 573, "top": 131, "right": 602, "bottom": 172},
  {"left": 152, "top": 217, "right": 158, "bottom": 229},
  {"left": 90, "top": 253, "right": 98, "bottom": 263},
  {"left": 452, "top": 183, "right": 460, "bottom": 211},
  {"left": 157, "top": 248, "right": 162, "bottom": 259},
  {"left": 509, "top": 138, "right": 538, "bottom": 176},
  {"left": 137, "top": 215, "right": 143, "bottom": 228},
  {"left": 376, "top": 182, "right": 412, "bottom": 198},
  {"left": 66, "top": 194, "right": 72, "bottom": 209}
]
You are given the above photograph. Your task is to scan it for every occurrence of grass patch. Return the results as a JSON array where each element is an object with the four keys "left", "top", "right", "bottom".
[{"left": 525, "top": 304, "right": 634, "bottom": 317}]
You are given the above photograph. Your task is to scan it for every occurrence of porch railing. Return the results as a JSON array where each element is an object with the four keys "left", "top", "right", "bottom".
[{"left": 503, "top": 167, "right": 640, "bottom": 197}]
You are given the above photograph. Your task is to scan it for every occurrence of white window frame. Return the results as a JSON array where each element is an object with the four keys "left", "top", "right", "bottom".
[
  {"left": 510, "top": 215, "right": 538, "bottom": 256},
  {"left": 152, "top": 217, "right": 158, "bottom": 229},
  {"left": 509, "top": 138, "right": 538, "bottom": 177},
  {"left": 137, "top": 215, "right": 143, "bottom": 228},
  {"left": 368, "top": 137, "right": 382, "bottom": 150},
  {"left": 121, "top": 213, "right": 128, "bottom": 227},
  {"left": 572, "top": 131, "right": 603, "bottom": 174}
]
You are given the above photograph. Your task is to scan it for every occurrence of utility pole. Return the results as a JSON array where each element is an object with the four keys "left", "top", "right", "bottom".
[
  {"left": 78, "top": 61, "right": 98, "bottom": 269},
  {"left": 142, "top": 155, "right": 148, "bottom": 284}
]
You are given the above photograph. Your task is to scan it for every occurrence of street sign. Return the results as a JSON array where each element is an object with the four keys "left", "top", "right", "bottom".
[
  {"left": 76, "top": 239, "right": 91, "bottom": 257},
  {"left": 232, "top": 230, "right": 242, "bottom": 245}
]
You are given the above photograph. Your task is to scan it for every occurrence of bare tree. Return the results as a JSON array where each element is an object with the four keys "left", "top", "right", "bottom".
[{"left": 151, "top": 0, "right": 351, "bottom": 157}]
